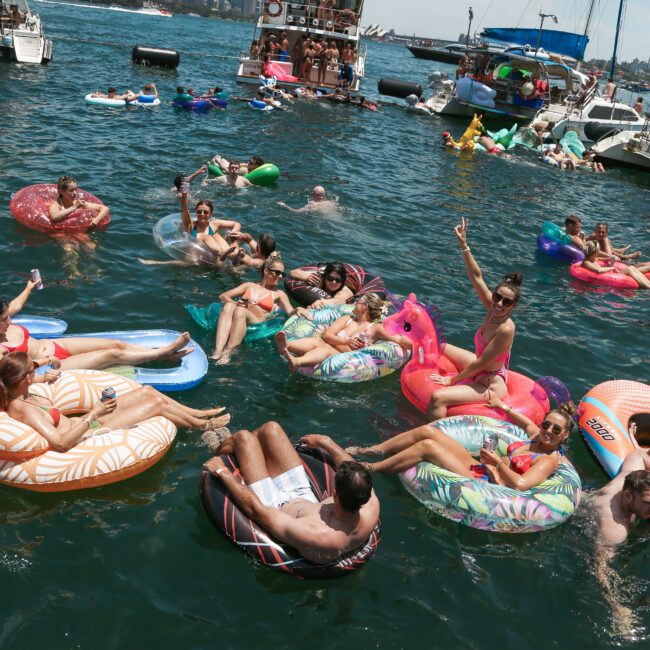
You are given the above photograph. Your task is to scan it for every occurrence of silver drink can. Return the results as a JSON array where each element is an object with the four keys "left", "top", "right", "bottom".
[
  {"left": 30, "top": 268, "right": 43, "bottom": 290},
  {"left": 101, "top": 387, "right": 116, "bottom": 402},
  {"left": 482, "top": 433, "right": 498, "bottom": 452}
]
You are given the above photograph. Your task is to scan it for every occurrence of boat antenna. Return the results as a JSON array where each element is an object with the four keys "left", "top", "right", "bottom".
[
  {"left": 465, "top": 6, "right": 473, "bottom": 47},
  {"left": 535, "top": 12, "right": 558, "bottom": 60}
]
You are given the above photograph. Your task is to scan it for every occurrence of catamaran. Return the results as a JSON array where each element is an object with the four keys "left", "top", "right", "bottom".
[
  {"left": 1, "top": 0, "right": 52, "bottom": 63},
  {"left": 236, "top": 0, "right": 366, "bottom": 94}
]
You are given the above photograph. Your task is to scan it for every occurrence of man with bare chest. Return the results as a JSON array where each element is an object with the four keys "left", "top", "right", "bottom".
[{"left": 203, "top": 421, "right": 379, "bottom": 565}]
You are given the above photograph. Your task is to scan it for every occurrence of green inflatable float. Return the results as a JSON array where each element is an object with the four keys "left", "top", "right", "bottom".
[{"left": 206, "top": 162, "right": 280, "bottom": 187}]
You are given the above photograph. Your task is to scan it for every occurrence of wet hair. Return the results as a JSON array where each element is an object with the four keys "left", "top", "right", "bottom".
[
  {"left": 594, "top": 222, "right": 608, "bottom": 233},
  {"left": 248, "top": 155, "right": 264, "bottom": 170},
  {"left": 144, "top": 84, "right": 153, "bottom": 92},
  {"left": 583, "top": 240, "right": 599, "bottom": 257},
  {"left": 359, "top": 292, "right": 385, "bottom": 321},
  {"left": 260, "top": 251, "right": 283, "bottom": 276},
  {"left": 214, "top": 86, "right": 223, "bottom": 93},
  {"left": 321, "top": 262, "right": 347, "bottom": 295},
  {"left": 623, "top": 470, "right": 650, "bottom": 495},
  {"left": 495, "top": 272, "right": 523, "bottom": 304},
  {"left": 195, "top": 199, "right": 213, "bottom": 215},
  {"left": 257, "top": 233, "right": 276, "bottom": 258},
  {"left": 176, "top": 86, "right": 184, "bottom": 94},
  {"left": 547, "top": 401, "right": 577, "bottom": 431},
  {"left": 173, "top": 174, "right": 184, "bottom": 191},
  {"left": 107, "top": 87, "right": 117, "bottom": 94},
  {"left": 0, "top": 351, "right": 32, "bottom": 410},
  {"left": 630, "top": 413, "right": 650, "bottom": 438},
  {"left": 57, "top": 175, "right": 76, "bottom": 199},
  {"left": 565, "top": 214, "right": 581, "bottom": 227},
  {"left": 334, "top": 461, "right": 373, "bottom": 513}
]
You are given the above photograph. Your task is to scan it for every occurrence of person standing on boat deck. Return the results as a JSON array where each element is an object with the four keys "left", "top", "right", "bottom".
[
  {"left": 316, "top": 40, "right": 330, "bottom": 86},
  {"left": 291, "top": 37, "right": 304, "bottom": 77},
  {"left": 277, "top": 186, "right": 337, "bottom": 213},
  {"left": 278, "top": 31, "right": 289, "bottom": 61},
  {"left": 249, "top": 39, "right": 260, "bottom": 60},
  {"left": 302, "top": 38, "right": 316, "bottom": 83},
  {"left": 603, "top": 78, "right": 617, "bottom": 102},
  {"left": 633, "top": 97, "right": 644, "bottom": 115}
]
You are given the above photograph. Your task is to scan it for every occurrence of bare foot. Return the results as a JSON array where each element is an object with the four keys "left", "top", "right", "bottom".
[
  {"left": 201, "top": 414, "right": 231, "bottom": 430},
  {"left": 215, "top": 350, "right": 231, "bottom": 365},
  {"left": 198, "top": 406, "right": 227, "bottom": 418},
  {"left": 210, "top": 350, "right": 222, "bottom": 362},
  {"left": 157, "top": 332, "right": 191, "bottom": 359},
  {"left": 274, "top": 331, "right": 298, "bottom": 371},
  {"left": 166, "top": 347, "right": 194, "bottom": 364},
  {"left": 219, "top": 246, "right": 237, "bottom": 262},
  {"left": 201, "top": 427, "right": 232, "bottom": 451}
]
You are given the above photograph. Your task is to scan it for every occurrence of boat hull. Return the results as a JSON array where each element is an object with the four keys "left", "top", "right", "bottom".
[{"left": 407, "top": 45, "right": 463, "bottom": 64}]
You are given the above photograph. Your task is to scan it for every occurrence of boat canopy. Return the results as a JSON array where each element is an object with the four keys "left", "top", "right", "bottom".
[{"left": 482, "top": 28, "right": 589, "bottom": 61}]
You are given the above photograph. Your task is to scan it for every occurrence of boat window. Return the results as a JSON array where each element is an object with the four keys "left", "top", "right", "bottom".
[{"left": 588, "top": 105, "right": 639, "bottom": 121}]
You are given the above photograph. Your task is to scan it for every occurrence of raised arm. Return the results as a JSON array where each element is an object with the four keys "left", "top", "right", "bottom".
[
  {"left": 289, "top": 267, "right": 320, "bottom": 284},
  {"left": 454, "top": 217, "right": 492, "bottom": 308},
  {"left": 487, "top": 395, "right": 539, "bottom": 436},
  {"left": 298, "top": 434, "right": 357, "bottom": 467},
  {"left": 180, "top": 185, "right": 193, "bottom": 232},
  {"left": 6, "top": 280, "right": 38, "bottom": 317}
]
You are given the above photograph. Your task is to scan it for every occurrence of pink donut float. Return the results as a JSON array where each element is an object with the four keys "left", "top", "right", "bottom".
[
  {"left": 570, "top": 261, "right": 650, "bottom": 290},
  {"left": 383, "top": 294, "right": 549, "bottom": 425},
  {"left": 10, "top": 184, "right": 110, "bottom": 234}
]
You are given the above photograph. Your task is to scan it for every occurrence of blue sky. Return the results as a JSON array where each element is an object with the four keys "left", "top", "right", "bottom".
[{"left": 362, "top": 0, "right": 649, "bottom": 62}]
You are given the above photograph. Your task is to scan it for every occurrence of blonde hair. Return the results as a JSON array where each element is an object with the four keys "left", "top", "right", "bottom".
[{"left": 359, "top": 292, "right": 385, "bottom": 321}]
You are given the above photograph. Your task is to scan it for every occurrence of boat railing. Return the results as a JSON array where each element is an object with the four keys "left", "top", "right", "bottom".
[{"left": 260, "top": 1, "right": 360, "bottom": 37}]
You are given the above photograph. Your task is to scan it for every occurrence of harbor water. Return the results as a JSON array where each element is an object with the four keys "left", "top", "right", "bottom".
[{"left": 1, "top": 3, "right": 649, "bottom": 647}]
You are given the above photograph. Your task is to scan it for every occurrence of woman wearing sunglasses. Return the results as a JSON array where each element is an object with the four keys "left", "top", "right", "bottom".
[
  {"left": 428, "top": 217, "right": 522, "bottom": 420},
  {"left": 275, "top": 293, "right": 411, "bottom": 373},
  {"left": 212, "top": 255, "right": 309, "bottom": 363},
  {"left": 287, "top": 262, "right": 354, "bottom": 308},
  {"left": 179, "top": 168, "right": 241, "bottom": 263},
  {"left": 347, "top": 401, "right": 574, "bottom": 490}
]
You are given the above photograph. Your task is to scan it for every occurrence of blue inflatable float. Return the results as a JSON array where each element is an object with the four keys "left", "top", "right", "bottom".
[
  {"left": 536, "top": 222, "right": 585, "bottom": 263},
  {"left": 12, "top": 315, "right": 68, "bottom": 338},
  {"left": 34, "top": 329, "right": 208, "bottom": 392}
]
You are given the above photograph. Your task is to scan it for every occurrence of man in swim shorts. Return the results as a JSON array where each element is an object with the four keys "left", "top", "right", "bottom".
[
  {"left": 593, "top": 449, "right": 650, "bottom": 545},
  {"left": 203, "top": 421, "right": 380, "bottom": 565},
  {"left": 277, "top": 186, "right": 337, "bottom": 214}
]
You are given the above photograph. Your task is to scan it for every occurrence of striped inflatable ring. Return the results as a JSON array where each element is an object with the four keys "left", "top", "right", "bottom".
[
  {"left": 0, "top": 370, "right": 176, "bottom": 491},
  {"left": 200, "top": 446, "right": 381, "bottom": 579},
  {"left": 579, "top": 380, "right": 650, "bottom": 478}
]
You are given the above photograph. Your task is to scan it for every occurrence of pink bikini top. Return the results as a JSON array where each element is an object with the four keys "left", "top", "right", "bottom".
[{"left": 474, "top": 327, "right": 511, "bottom": 368}]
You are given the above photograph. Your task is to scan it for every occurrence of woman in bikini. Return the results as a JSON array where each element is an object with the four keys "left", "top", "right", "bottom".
[
  {"left": 346, "top": 401, "right": 574, "bottom": 490},
  {"left": 1, "top": 280, "right": 192, "bottom": 371},
  {"left": 179, "top": 168, "right": 241, "bottom": 263},
  {"left": 427, "top": 217, "right": 521, "bottom": 420},
  {"left": 274, "top": 293, "right": 411, "bottom": 373},
  {"left": 0, "top": 352, "right": 229, "bottom": 453},
  {"left": 48, "top": 175, "right": 110, "bottom": 229},
  {"left": 586, "top": 222, "right": 642, "bottom": 262},
  {"left": 212, "top": 255, "right": 308, "bottom": 363},
  {"left": 581, "top": 241, "right": 650, "bottom": 290}
]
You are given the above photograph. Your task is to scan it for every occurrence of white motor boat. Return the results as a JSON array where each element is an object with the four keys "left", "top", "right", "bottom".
[
  {"left": 536, "top": 94, "right": 647, "bottom": 144},
  {"left": 590, "top": 128, "right": 650, "bottom": 170},
  {"left": 1, "top": 0, "right": 52, "bottom": 63}
]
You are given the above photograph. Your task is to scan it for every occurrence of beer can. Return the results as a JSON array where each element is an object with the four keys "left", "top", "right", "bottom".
[
  {"left": 101, "top": 387, "right": 116, "bottom": 402},
  {"left": 30, "top": 268, "right": 43, "bottom": 290},
  {"left": 482, "top": 433, "right": 498, "bottom": 452}
]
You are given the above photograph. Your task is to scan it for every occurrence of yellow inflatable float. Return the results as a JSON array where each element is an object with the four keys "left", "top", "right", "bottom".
[{"left": 0, "top": 370, "right": 176, "bottom": 491}]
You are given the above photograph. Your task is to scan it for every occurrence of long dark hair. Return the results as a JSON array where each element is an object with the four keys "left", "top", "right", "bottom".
[
  {"left": 320, "top": 262, "right": 347, "bottom": 297},
  {"left": 0, "top": 351, "right": 31, "bottom": 410},
  {"left": 258, "top": 233, "right": 276, "bottom": 258}
]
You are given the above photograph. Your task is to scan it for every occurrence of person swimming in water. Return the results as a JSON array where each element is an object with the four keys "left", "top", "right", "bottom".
[{"left": 277, "top": 186, "right": 338, "bottom": 214}]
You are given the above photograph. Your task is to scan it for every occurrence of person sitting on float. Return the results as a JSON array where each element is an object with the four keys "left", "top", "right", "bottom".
[
  {"left": 0, "top": 352, "right": 229, "bottom": 453},
  {"left": 288, "top": 261, "right": 354, "bottom": 308},
  {"left": 124, "top": 82, "right": 158, "bottom": 103},
  {"left": 179, "top": 168, "right": 242, "bottom": 263},
  {"left": 0, "top": 281, "right": 194, "bottom": 371},
  {"left": 564, "top": 214, "right": 586, "bottom": 248},
  {"left": 586, "top": 222, "right": 642, "bottom": 262},
  {"left": 426, "top": 217, "right": 521, "bottom": 421},
  {"left": 210, "top": 160, "right": 252, "bottom": 189},
  {"left": 346, "top": 400, "right": 575, "bottom": 490},
  {"left": 476, "top": 126, "right": 507, "bottom": 156},
  {"left": 212, "top": 255, "right": 309, "bottom": 363},
  {"left": 545, "top": 143, "right": 577, "bottom": 171},
  {"left": 209, "top": 154, "right": 265, "bottom": 176},
  {"left": 90, "top": 87, "right": 133, "bottom": 101},
  {"left": 581, "top": 242, "right": 650, "bottom": 290},
  {"left": 48, "top": 175, "right": 109, "bottom": 229},
  {"left": 228, "top": 232, "right": 277, "bottom": 269},
  {"left": 274, "top": 293, "right": 411, "bottom": 373},
  {"left": 577, "top": 149, "right": 605, "bottom": 173},
  {"left": 173, "top": 85, "right": 193, "bottom": 103}
]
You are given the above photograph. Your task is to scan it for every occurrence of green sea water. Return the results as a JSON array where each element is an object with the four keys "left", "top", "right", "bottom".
[{"left": 1, "top": 3, "right": 649, "bottom": 647}]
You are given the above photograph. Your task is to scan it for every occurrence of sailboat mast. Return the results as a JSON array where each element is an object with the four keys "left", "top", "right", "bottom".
[{"left": 609, "top": 0, "right": 625, "bottom": 80}]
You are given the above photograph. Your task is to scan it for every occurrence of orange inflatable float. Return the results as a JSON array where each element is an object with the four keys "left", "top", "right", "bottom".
[
  {"left": 0, "top": 370, "right": 176, "bottom": 491},
  {"left": 579, "top": 380, "right": 650, "bottom": 478}
]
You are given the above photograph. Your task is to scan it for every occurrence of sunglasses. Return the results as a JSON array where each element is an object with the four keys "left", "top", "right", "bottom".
[
  {"left": 267, "top": 268, "right": 285, "bottom": 278},
  {"left": 491, "top": 291, "right": 515, "bottom": 307},
  {"left": 540, "top": 420, "right": 564, "bottom": 436},
  {"left": 326, "top": 275, "right": 342, "bottom": 283}
]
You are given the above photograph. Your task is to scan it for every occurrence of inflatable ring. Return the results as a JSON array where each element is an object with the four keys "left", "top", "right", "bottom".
[
  {"left": 172, "top": 99, "right": 213, "bottom": 112},
  {"left": 33, "top": 329, "right": 208, "bottom": 392},
  {"left": 570, "top": 261, "right": 650, "bottom": 290},
  {"left": 185, "top": 302, "right": 285, "bottom": 343},
  {"left": 264, "top": 0, "right": 282, "bottom": 17},
  {"left": 579, "top": 380, "right": 650, "bottom": 478},
  {"left": 12, "top": 315, "right": 68, "bottom": 338},
  {"left": 10, "top": 184, "right": 110, "bottom": 234},
  {"left": 399, "top": 415, "right": 581, "bottom": 532},
  {"left": 536, "top": 221, "right": 584, "bottom": 263},
  {"left": 84, "top": 93, "right": 161, "bottom": 107},
  {"left": 153, "top": 213, "right": 220, "bottom": 267},
  {"left": 207, "top": 162, "right": 280, "bottom": 187},
  {"left": 0, "top": 370, "right": 176, "bottom": 489},
  {"left": 200, "top": 445, "right": 381, "bottom": 578},
  {"left": 383, "top": 294, "right": 549, "bottom": 424},
  {"left": 282, "top": 304, "right": 409, "bottom": 383},
  {"left": 284, "top": 262, "right": 386, "bottom": 308}
]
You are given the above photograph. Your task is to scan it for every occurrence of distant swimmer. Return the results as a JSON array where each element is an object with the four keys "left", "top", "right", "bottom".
[
  {"left": 277, "top": 186, "right": 337, "bottom": 214},
  {"left": 90, "top": 87, "right": 133, "bottom": 101},
  {"left": 124, "top": 82, "right": 158, "bottom": 103}
]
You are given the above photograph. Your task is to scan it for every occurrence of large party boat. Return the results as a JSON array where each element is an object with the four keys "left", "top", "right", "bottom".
[
  {"left": 236, "top": 0, "right": 366, "bottom": 94},
  {"left": 1, "top": 0, "right": 52, "bottom": 63}
]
